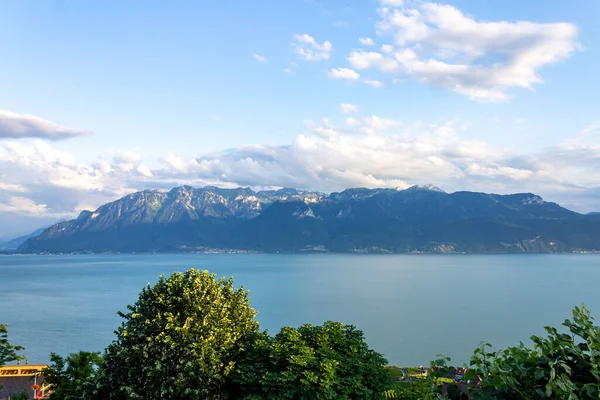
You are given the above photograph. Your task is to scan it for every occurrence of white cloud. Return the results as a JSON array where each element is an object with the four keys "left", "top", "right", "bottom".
[
  {"left": 345, "top": 117, "right": 360, "bottom": 127},
  {"left": 293, "top": 33, "right": 332, "bottom": 61},
  {"left": 0, "top": 196, "right": 72, "bottom": 218},
  {"left": 304, "top": 119, "right": 340, "bottom": 138},
  {"left": 0, "top": 110, "right": 91, "bottom": 140},
  {"left": 162, "top": 152, "right": 197, "bottom": 174},
  {"left": 112, "top": 151, "right": 142, "bottom": 173},
  {"left": 348, "top": 50, "right": 400, "bottom": 73},
  {"left": 96, "top": 160, "right": 111, "bottom": 174},
  {"left": 340, "top": 103, "right": 359, "bottom": 114},
  {"left": 362, "top": 115, "right": 401, "bottom": 134},
  {"left": 4, "top": 119, "right": 600, "bottom": 229},
  {"left": 346, "top": 2, "right": 581, "bottom": 102},
  {"left": 359, "top": 37, "right": 375, "bottom": 46},
  {"left": 580, "top": 121, "right": 600, "bottom": 137},
  {"left": 0, "top": 140, "right": 78, "bottom": 167},
  {"left": 136, "top": 165, "right": 153, "bottom": 177},
  {"left": 0, "top": 183, "right": 28, "bottom": 192},
  {"left": 381, "top": 44, "right": 394, "bottom": 54},
  {"left": 328, "top": 68, "right": 360, "bottom": 80},
  {"left": 364, "top": 79, "right": 384, "bottom": 88},
  {"left": 380, "top": 0, "right": 404, "bottom": 6},
  {"left": 0, "top": 140, "right": 160, "bottom": 222},
  {"left": 564, "top": 121, "right": 600, "bottom": 146},
  {"left": 252, "top": 53, "right": 268, "bottom": 63},
  {"left": 467, "top": 163, "right": 533, "bottom": 180}
]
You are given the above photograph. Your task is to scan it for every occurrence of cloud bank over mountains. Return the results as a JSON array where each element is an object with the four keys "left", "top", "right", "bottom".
[
  {"left": 1, "top": 109, "right": 599, "bottom": 228},
  {"left": 0, "top": 0, "right": 589, "bottom": 236}
]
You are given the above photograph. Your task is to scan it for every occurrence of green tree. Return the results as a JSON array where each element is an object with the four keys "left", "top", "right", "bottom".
[
  {"left": 8, "top": 390, "right": 30, "bottom": 400},
  {"left": 232, "top": 321, "right": 390, "bottom": 399},
  {"left": 44, "top": 351, "right": 103, "bottom": 400},
  {"left": 0, "top": 324, "right": 24, "bottom": 366},
  {"left": 96, "top": 269, "right": 259, "bottom": 400},
  {"left": 0, "top": 323, "right": 25, "bottom": 391}
]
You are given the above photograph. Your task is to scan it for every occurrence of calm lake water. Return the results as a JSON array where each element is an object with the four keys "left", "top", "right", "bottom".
[{"left": 1, "top": 254, "right": 599, "bottom": 366}]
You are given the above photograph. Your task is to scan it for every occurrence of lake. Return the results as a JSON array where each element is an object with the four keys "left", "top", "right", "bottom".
[{"left": 1, "top": 254, "right": 599, "bottom": 367}]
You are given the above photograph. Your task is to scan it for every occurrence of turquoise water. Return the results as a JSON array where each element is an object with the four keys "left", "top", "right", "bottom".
[{"left": 1, "top": 254, "right": 599, "bottom": 366}]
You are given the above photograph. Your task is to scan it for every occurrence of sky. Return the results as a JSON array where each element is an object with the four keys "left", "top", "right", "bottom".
[{"left": 1, "top": 0, "right": 600, "bottom": 238}]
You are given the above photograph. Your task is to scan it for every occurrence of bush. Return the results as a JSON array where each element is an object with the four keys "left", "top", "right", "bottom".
[{"left": 437, "top": 304, "right": 600, "bottom": 399}]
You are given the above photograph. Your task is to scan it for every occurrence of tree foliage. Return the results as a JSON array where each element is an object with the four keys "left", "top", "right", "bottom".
[
  {"left": 0, "top": 323, "right": 25, "bottom": 391},
  {"left": 0, "top": 324, "right": 24, "bottom": 366},
  {"left": 96, "top": 269, "right": 259, "bottom": 399},
  {"left": 44, "top": 351, "right": 103, "bottom": 400},
  {"left": 7, "top": 390, "right": 30, "bottom": 400},
  {"left": 232, "top": 321, "right": 390, "bottom": 399},
  {"left": 437, "top": 304, "right": 600, "bottom": 399},
  {"left": 9, "top": 265, "right": 596, "bottom": 400}
]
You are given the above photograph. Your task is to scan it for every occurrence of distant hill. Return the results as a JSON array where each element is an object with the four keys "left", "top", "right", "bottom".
[
  {"left": 18, "top": 185, "right": 600, "bottom": 253},
  {"left": 0, "top": 226, "right": 48, "bottom": 250}
]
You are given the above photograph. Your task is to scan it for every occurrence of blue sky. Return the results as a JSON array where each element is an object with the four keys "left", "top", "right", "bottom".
[{"left": 1, "top": 0, "right": 599, "bottom": 237}]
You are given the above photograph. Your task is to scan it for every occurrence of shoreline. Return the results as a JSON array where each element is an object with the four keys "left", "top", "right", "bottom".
[{"left": 2, "top": 249, "right": 600, "bottom": 256}]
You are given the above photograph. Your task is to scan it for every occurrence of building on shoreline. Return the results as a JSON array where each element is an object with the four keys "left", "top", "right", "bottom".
[{"left": 0, "top": 364, "right": 49, "bottom": 400}]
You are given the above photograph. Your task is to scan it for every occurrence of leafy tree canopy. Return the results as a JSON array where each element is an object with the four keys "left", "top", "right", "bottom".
[
  {"left": 96, "top": 269, "right": 259, "bottom": 399},
  {"left": 232, "top": 321, "right": 390, "bottom": 399},
  {"left": 45, "top": 351, "right": 103, "bottom": 400}
]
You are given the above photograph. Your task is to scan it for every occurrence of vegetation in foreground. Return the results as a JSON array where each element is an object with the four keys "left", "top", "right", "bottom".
[
  {"left": 0, "top": 324, "right": 24, "bottom": 369},
  {"left": 0, "top": 323, "right": 27, "bottom": 398},
  {"left": 1, "top": 268, "right": 599, "bottom": 399}
]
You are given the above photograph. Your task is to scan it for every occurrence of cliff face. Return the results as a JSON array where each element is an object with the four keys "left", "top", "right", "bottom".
[{"left": 19, "top": 185, "right": 600, "bottom": 253}]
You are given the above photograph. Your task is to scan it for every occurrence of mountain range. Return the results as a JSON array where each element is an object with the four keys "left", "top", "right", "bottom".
[{"left": 16, "top": 185, "right": 600, "bottom": 253}]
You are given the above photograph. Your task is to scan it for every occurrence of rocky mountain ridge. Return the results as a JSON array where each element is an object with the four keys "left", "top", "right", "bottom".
[{"left": 18, "top": 185, "right": 600, "bottom": 253}]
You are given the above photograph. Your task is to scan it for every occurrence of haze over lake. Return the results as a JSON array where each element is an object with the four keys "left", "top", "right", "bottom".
[{"left": 1, "top": 254, "right": 599, "bottom": 367}]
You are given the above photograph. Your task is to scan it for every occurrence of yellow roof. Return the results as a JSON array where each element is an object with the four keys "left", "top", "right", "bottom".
[{"left": 0, "top": 364, "right": 48, "bottom": 377}]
